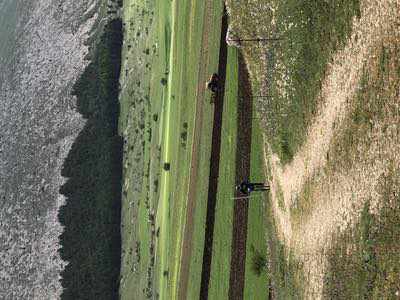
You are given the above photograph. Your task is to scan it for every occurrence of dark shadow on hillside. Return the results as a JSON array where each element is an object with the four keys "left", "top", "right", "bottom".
[{"left": 58, "top": 19, "right": 123, "bottom": 300}]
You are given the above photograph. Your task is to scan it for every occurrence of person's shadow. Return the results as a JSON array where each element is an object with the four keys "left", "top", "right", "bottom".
[{"left": 58, "top": 19, "right": 123, "bottom": 300}]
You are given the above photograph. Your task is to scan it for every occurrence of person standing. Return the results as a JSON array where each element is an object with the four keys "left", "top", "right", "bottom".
[{"left": 235, "top": 180, "right": 270, "bottom": 195}]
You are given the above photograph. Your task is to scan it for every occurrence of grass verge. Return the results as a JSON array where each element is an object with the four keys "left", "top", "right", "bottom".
[{"left": 243, "top": 121, "right": 269, "bottom": 300}]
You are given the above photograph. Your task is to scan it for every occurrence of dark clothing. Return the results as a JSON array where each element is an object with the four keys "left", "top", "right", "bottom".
[
  {"left": 237, "top": 180, "right": 270, "bottom": 195},
  {"left": 209, "top": 83, "right": 219, "bottom": 93},
  {"left": 238, "top": 182, "right": 252, "bottom": 194},
  {"left": 207, "top": 73, "right": 220, "bottom": 93}
]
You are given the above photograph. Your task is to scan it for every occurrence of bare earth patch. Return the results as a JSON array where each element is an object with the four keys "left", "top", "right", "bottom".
[{"left": 265, "top": 0, "right": 400, "bottom": 298}]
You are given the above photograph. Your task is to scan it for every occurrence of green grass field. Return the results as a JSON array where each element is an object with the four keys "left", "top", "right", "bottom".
[
  {"left": 119, "top": 0, "right": 171, "bottom": 298},
  {"left": 120, "top": 1, "right": 273, "bottom": 296},
  {"left": 120, "top": 0, "right": 225, "bottom": 299},
  {"left": 155, "top": 1, "right": 224, "bottom": 299},
  {"left": 206, "top": 47, "right": 270, "bottom": 300},
  {"left": 243, "top": 120, "right": 269, "bottom": 300},
  {"left": 207, "top": 46, "right": 238, "bottom": 299}
]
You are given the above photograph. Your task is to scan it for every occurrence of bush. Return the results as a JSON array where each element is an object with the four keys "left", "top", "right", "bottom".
[{"left": 251, "top": 248, "right": 267, "bottom": 276}]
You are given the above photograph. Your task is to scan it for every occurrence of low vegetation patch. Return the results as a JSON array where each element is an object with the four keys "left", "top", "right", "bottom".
[{"left": 250, "top": 246, "right": 267, "bottom": 277}]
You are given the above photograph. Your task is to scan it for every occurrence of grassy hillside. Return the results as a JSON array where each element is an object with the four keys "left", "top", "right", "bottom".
[
  {"left": 322, "top": 43, "right": 400, "bottom": 299},
  {"left": 226, "top": 0, "right": 360, "bottom": 164},
  {"left": 227, "top": 1, "right": 400, "bottom": 299},
  {"left": 118, "top": 0, "right": 170, "bottom": 298}
]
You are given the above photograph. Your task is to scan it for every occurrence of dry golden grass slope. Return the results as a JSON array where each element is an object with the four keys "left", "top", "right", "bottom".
[{"left": 265, "top": 0, "right": 400, "bottom": 297}]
